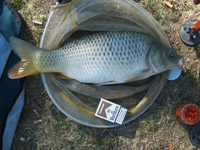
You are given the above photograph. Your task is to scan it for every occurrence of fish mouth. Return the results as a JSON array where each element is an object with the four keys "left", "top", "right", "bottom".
[{"left": 178, "top": 57, "right": 184, "bottom": 68}]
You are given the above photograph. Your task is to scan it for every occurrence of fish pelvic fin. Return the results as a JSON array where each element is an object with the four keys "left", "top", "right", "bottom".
[
  {"left": 8, "top": 37, "right": 41, "bottom": 79},
  {"left": 97, "top": 80, "right": 118, "bottom": 86},
  {"left": 53, "top": 73, "right": 72, "bottom": 80}
]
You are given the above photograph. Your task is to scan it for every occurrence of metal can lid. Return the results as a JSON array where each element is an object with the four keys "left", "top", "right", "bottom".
[{"left": 189, "top": 123, "right": 200, "bottom": 147}]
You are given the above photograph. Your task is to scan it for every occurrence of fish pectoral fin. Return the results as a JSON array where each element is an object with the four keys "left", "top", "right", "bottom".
[
  {"left": 125, "top": 69, "right": 150, "bottom": 82},
  {"left": 97, "top": 80, "right": 118, "bottom": 86},
  {"left": 53, "top": 73, "right": 72, "bottom": 80}
]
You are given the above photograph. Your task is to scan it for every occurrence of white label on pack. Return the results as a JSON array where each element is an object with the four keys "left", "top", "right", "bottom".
[
  {"left": 95, "top": 98, "right": 127, "bottom": 124},
  {"left": 115, "top": 107, "right": 127, "bottom": 124}
]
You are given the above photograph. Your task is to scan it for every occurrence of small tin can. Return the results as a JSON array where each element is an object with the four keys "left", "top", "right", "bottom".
[
  {"left": 175, "top": 103, "right": 200, "bottom": 125},
  {"left": 189, "top": 123, "right": 200, "bottom": 147}
]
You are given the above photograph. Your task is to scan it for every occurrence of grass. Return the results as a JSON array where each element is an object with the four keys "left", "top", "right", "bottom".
[
  {"left": 10, "top": 0, "right": 55, "bottom": 45},
  {"left": 10, "top": 0, "right": 200, "bottom": 150},
  {"left": 147, "top": 0, "right": 159, "bottom": 13},
  {"left": 139, "top": 113, "right": 160, "bottom": 132},
  {"left": 10, "top": 0, "right": 27, "bottom": 9}
]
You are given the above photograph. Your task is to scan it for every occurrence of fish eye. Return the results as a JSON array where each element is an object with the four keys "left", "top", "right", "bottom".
[{"left": 169, "top": 51, "right": 175, "bottom": 57}]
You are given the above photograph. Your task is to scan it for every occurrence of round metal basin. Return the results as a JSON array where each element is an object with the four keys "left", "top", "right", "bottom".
[
  {"left": 40, "top": 0, "right": 171, "bottom": 128},
  {"left": 41, "top": 71, "right": 169, "bottom": 128}
]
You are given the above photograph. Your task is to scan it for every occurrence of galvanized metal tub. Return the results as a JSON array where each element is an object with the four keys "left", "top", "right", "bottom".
[{"left": 41, "top": 0, "right": 171, "bottom": 128}]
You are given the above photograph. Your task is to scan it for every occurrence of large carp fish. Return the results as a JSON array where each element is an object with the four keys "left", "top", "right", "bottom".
[{"left": 8, "top": 31, "right": 184, "bottom": 85}]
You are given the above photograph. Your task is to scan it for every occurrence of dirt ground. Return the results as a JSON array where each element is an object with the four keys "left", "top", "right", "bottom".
[{"left": 10, "top": 0, "right": 200, "bottom": 149}]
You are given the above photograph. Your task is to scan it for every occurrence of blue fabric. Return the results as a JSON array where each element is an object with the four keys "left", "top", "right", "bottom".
[
  {"left": 0, "top": 0, "right": 24, "bottom": 149},
  {"left": 0, "top": 33, "right": 12, "bottom": 79},
  {"left": 0, "top": 50, "right": 24, "bottom": 149},
  {"left": 3, "top": 89, "right": 24, "bottom": 150},
  {"left": 0, "top": 0, "right": 19, "bottom": 40}
]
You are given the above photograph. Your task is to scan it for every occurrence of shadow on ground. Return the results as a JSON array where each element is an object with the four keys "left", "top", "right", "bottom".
[
  {"left": 194, "top": 44, "right": 200, "bottom": 59},
  {"left": 12, "top": 75, "right": 47, "bottom": 150}
]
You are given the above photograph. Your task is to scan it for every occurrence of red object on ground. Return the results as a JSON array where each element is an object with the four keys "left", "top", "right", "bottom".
[
  {"left": 194, "top": 0, "right": 200, "bottom": 5},
  {"left": 175, "top": 104, "right": 200, "bottom": 125},
  {"left": 168, "top": 145, "right": 173, "bottom": 150},
  {"left": 192, "top": 20, "right": 200, "bottom": 33}
]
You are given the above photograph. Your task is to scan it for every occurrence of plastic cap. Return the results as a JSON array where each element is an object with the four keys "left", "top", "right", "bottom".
[{"left": 168, "top": 69, "right": 182, "bottom": 80}]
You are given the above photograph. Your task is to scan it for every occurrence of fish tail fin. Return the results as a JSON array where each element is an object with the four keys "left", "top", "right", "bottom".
[{"left": 8, "top": 37, "right": 40, "bottom": 79}]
